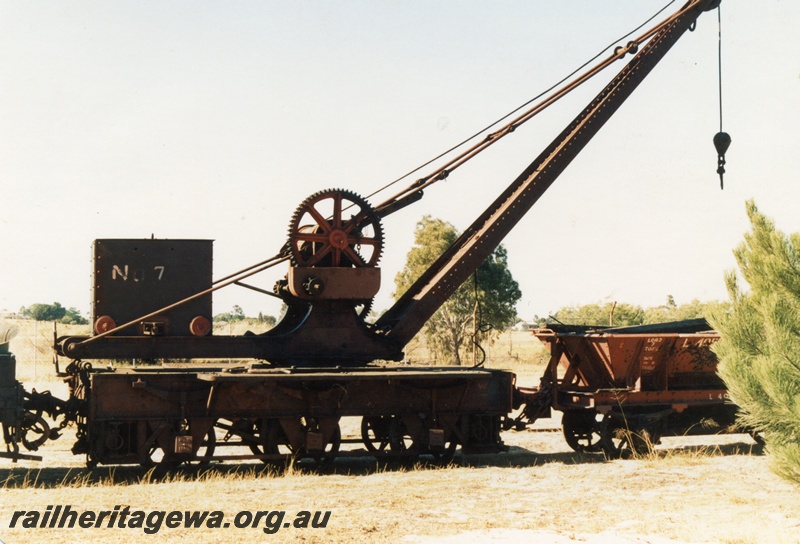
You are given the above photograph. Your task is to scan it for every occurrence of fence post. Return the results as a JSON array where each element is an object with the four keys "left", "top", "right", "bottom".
[{"left": 33, "top": 319, "right": 38, "bottom": 380}]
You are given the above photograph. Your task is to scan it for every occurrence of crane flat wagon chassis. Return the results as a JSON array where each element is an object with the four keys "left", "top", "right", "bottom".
[{"left": 72, "top": 364, "right": 515, "bottom": 467}]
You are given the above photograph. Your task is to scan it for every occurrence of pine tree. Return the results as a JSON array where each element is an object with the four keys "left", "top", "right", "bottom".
[{"left": 710, "top": 200, "right": 800, "bottom": 484}]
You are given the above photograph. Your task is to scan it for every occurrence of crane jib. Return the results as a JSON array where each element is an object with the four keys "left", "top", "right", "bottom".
[{"left": 376, "top": 0, "right": 720, "bottom": 345}]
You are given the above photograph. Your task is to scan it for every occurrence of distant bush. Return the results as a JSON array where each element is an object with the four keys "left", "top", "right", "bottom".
[
  {"left": 547, "top": 297, "right": 727, "bottom": 328},
  {"left": 214, "top": 305, "right": 247, "bottom": 323},
  {"left": 19, "top": 302, "right": 88, "bottom": 325},
  {"left": 213, "top": 305, "right": 276, "bottom": 327}
]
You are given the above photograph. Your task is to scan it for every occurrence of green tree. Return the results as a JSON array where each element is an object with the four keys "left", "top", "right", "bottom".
[
  {"left": 61, "top": 307, "right": 89, "bottom": 325},
  {"left": 394, "top": 216, "right": 521, "bottom": 365},
  {"left": 257, "top": 312, "right": 277, "bottom": 327},
  {"left": 710, "top": 200, "right": 800, "bottom": 484},
  {"left": 213, "top": 305, "right": 247, "bottom": 323},
  {"left": 20, "top": 302, "right": 66, "bottom": 321},
  {"left": 19, "top": 302, "right": 88, "bottom": 324},
  {"left": 643, "top": 297, "right": 729, "bottom": 324},
  {"left": 550, "top": 297, "right": 728, "bottom": 328}
]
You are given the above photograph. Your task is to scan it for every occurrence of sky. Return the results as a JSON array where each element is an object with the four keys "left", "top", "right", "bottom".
[{"left": 1, "top": 0, "right": 798, "bottom": 325}]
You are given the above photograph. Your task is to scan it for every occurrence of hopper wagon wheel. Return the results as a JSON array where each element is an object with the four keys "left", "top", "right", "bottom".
[
  {"left": 288, "top": 189, "right": 384, "bottom": 268},
  {"left": 561, "top": 409, "right": 603, "bottom": 453},
  {"left": 599, "top": 412, "right": 659, "bottom": 459}
]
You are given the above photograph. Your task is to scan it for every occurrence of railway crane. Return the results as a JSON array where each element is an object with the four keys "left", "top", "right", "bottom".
[{"left": 1, "top": 0, "right": 724, "bottom": 466}]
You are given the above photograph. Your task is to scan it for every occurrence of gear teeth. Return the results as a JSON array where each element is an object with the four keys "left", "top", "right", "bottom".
[{"left": 287, "top": 189, "right": 384, "bottom": 268}]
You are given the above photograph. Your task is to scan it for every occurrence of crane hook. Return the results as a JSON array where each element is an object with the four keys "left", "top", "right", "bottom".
[{"left": 713, "top": 131, "right": 730, "bottom": 189}]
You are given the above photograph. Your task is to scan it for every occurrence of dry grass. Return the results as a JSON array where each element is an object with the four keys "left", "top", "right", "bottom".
[{"left": 1, "top": 411, "right": 799, "bottom": 544}]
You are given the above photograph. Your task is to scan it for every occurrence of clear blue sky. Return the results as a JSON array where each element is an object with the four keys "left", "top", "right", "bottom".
[{"left": 1, "top": 0, "right": 798, "bottom": 322}]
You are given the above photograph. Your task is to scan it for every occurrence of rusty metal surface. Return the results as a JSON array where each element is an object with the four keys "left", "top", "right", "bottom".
[
  {"left": 92, "top": 239, "right": 213, "bottom": 336},
  {"left": 77, "top": 365, "right": 514, "bottom": 466},
  {"left": 533, "top": 326, "right": 720, "bottom": 389},
  {"left": 57, "top": 301, "right": 405, "bottom": 364},
  {"left": 89, "top": 366, "right": 514, "bottom": 421},
  {"left": 532, "top": 320, "right": 725, "bottom": 411},
  {"left": 557, "top": 332, "right": 722, "bottom": 390},
  {"left": 288, "top": 267, "right": 381, "bottom": 300}
]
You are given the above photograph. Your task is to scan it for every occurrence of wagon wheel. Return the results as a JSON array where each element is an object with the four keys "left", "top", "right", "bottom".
[
  {"left": 311, "top": 424, "right": 341, "bottom": 470},
  {"left": 247, "top": 419, "right": 279, "bottom": 456},
  {"left": 599, "top": 413, "right": 635, "bottom": 458},
  {"left": 248, "top": 418, "right": 288, "bottom": 464},
  {"left": 138, "top": 421, "right": 165, "bottom": 468},
  {"left": 276, "top": 417, "right": 342, "bottom": 469},
  {"left": 215, "top": 418, "right": 280, "bottom": 459},
  {"left": 141, "top": 421, "right": 217, "bottom": 468},
  {"left": 302, "top": 418, "right": 341, "bottom": 468},
  {"left": 400, "top": 414, "right": 458, "bottom": 464},
  {"left": 599, "top": 413, "right": 658, "bottom": 458},
  {"left": 288, "top": 189, "right": 383, "bottom": 268},
  {"left": 189, "top": 426, "right": 217, "bottom": 467},
  {"left": 427, "top": 437, "right": 458, "bottom": 464},
  {"left": 360, "top": 415, "right": 411, "bottom": 454},
  {"left": 160, "top": 426, "right": 217, "bottom": 468},
  {"left": 561, "top": 409, "right": 602, "bottom": 453},
  {"left": 215, "top": 418, "right": 267, "bottom": 455},
  {"left": 423, "top": 420, "right": 458, "bottom": 464}
]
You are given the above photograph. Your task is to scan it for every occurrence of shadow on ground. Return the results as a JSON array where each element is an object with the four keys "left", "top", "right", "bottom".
[{"left": 0, "top": 435, "right": 763, "bottom": 489}]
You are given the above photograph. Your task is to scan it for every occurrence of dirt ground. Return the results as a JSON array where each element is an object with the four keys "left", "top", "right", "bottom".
[{"left": 1, "top": 412, "right": 798, "bottom": 544}]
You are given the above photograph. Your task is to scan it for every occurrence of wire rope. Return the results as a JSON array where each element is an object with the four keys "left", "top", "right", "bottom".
[{"left": 365, "top": 0, "right": 680, "bottom": 206}]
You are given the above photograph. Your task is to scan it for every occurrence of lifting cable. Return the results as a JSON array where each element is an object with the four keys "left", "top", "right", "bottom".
[
  {"left": 367, "top": 0, "right": 685, "bottom": 214},
  {"left": 469, "top": 271, "right": 492, "bottom": 368},
  {"left": 712, "top": 4, "right": 730, "bottom": 189}
]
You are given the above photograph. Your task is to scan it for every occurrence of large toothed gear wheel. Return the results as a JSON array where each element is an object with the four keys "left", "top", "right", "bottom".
[{"left": 288, "top": 189, "right": 384, "bottom": 268}]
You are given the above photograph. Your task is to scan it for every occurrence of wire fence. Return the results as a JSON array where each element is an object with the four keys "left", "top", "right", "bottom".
[
  {"left": 2, "top": 319, "right": 85, "bottom": 382},
  {"left": 401, "top": 330, "right": 549, "bottom": 380}
]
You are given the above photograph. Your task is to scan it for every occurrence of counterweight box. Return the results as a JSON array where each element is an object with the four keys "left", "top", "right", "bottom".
[{"left": 92, "top": 239, "right": 213, "bottom": 337}]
